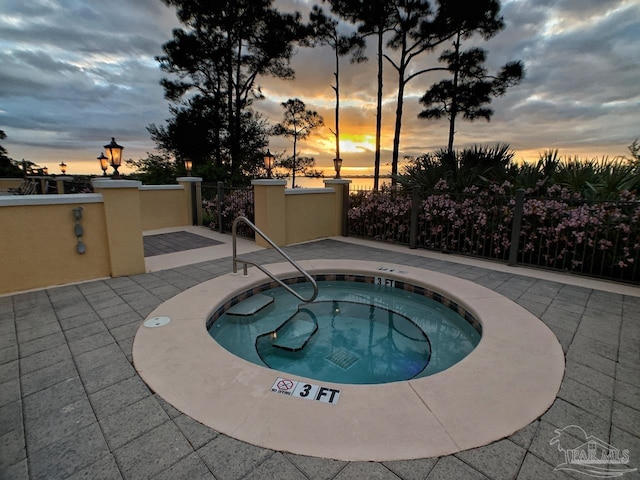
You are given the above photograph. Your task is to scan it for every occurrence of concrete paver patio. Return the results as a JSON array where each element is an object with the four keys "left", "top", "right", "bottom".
[{"left": 1, "top": 232, "right": 639, "bottom": 480}]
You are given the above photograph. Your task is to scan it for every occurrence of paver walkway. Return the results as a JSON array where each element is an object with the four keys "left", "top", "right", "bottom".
[
  {"left": 143, "top": 231, "right": 223, "bottom": 257},
  {"left": 1, "top": 238, "right": 639, "bottom": 479}
]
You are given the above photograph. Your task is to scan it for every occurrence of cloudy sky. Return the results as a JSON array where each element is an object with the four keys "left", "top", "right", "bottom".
[{"left": 1, "top": 0, "right": 639, "bottom": 176}]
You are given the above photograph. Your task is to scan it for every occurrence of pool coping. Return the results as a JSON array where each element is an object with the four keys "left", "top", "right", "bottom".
[{"left": 132, "top": 260, "right": 565, "bottom": 461}]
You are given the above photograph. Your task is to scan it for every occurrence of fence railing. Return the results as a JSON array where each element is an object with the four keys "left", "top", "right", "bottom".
[
  {"left": 63, "top": 178, "right": 94, "bottom": 194},
  {"left": 201, "top": 182, "right": 255, "bottom": 239},
  {"left": 348, "top": 186, "right": 640, "bottom": 284}
]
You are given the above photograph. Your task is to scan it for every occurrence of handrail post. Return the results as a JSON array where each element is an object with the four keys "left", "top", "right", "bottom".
[{"left": 508, "top": 189, "right": 526, "bottom": 266}]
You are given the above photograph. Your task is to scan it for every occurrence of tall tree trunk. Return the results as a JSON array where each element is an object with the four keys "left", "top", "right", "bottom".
[
  {"left": 374, "top": 28, "right": 384, "bottom": 191},
  {"left": 213, "top": 81, "right": 223, "bottom": 167},
  {"left": 391, "top": 74, "right": 405, "bottom": 186},
  {"left": 233, "top": 37, "right": 243, "bottom": 175},
  {"left": 391, "top": 33, "right": 409, "bottom": 187},
  {"left": 335, "top": 48, "right": 340, "bottom": 164},
  {"left": 226, "top": 43, "right": 234, "bottom": 172},
  {"left": 447, "top": 32, "right": 461, "bottom": 156},
  {"left": 292, "top": 134, "right": 297, "bottom": 188}
]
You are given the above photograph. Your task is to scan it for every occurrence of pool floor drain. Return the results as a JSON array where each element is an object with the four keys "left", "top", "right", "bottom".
[
  {"left": 326, "top": 347, "right": 360, "bottom": 370},
  {"left": 144, "top": 316, "right": 171, "bottom": 328}
]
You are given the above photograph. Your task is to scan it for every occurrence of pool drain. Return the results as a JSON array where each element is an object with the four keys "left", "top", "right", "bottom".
[
  {"left": 144, "top": 316, "right": 171, "bottom": 328},
  {"left": 326, "top": 347, "right": 360, "bottom": 370}
]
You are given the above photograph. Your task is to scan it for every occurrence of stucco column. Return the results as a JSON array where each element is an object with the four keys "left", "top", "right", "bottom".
[
  {"left": 56, "top": 175, "right": 73, "bottom": 194},
  {"left": 324, "top": 179, "right": 351, "bottom": 236},
  {"left": 251, "top": 179, "right": 287, "bottom": 247},
  {"left": 36, "top": 176, "right": 48, "bottom": 194},
  {"left": 177, "top": 177, "right": 203, "bottom": 225},
  {"left": 92, "top": 179, "right": 145, "bottom": 277}
]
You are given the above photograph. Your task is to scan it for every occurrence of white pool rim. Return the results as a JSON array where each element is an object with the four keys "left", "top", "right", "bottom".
[{"left": 132, "top": 259, "right": 565, "bottom": 461}]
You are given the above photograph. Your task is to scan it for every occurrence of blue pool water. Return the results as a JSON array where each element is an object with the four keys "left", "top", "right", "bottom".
[{"left": 208, "top": 280, "right": 481, "bottom": 385}]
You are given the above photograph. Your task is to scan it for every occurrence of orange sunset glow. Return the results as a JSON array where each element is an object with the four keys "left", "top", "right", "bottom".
[{"left": 1, "top": 0, "right": 638, "bottom": 177}]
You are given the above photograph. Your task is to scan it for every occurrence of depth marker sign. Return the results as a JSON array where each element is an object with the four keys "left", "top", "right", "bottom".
[{"left": 271, "top": 377, "right": 340, "bottom": 405}]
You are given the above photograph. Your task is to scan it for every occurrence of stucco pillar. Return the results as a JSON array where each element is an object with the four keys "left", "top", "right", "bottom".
[
  {"left": 56, "top": 175, "right": 73, "bottom": 194},
  {"left": 36, "top": 176, "right": 48, "bottom": 194},
  {"left": 324, "top": 179, "right": 351, "bottom": 236},
  {"left": 251, "top": 179, "right": 287, "bottom": 247},
  {"left": 92, "top": 179, "right": 145, "bottom": 277},
  {"left": 177, "top": 177, "right": 203, "bottom": 225}
]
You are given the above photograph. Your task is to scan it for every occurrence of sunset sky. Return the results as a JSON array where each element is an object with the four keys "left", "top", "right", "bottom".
[{"left": 1, "top": 0, "right": 639, "bottom": 176}]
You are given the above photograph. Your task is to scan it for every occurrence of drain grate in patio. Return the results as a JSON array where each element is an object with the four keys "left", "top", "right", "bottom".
[{"left": 144, "top": 231, "right": 223, "bottom": 257}]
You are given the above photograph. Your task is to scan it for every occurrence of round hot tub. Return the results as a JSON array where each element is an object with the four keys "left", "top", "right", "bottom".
[
  {"left": 208, "top": 277, "right": 481, "bottom": 384},
  {"left": 133, "top": 260, "right": 564, "bottom": 461}
]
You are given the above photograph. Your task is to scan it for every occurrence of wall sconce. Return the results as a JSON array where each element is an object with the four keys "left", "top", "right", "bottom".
[
  {"left": 103, "top": 137, "right": 123, "bottom": 177},
  {"left": 263, "top": 149, "right": 274, "bottom": 179},
  {"left": 333, "top": 158, "right": 343, "bottom": 179},
  {"left": 184, "top": 159, "right": 193, "bottom": 176},
  {"left": 59, "top": 161, "right": 67, "bottom": 174},
  {"left": 97, "top": 153, "right": 109, "bottom": 176}
]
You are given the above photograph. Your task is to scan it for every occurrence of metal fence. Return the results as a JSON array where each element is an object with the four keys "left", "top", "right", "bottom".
[
  {"left": 515, "top": 194, "right": 639, "bottom": 282},
  {"left": 348, "top": 187, "right": 640, "bottom": 284},
  {"left": 348, "top": 186, "right": 414, "bottom": 244},
  {"left": 62, "top": 177, "right": 95, "bottom": 194},
  {"left": 201, "top": 182, "right": 255, "bottom": 239}
]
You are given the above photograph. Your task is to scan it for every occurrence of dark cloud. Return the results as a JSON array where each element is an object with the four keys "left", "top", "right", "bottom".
[
  {"left": 0, "top": 0, "right": 178, "bottom": 168},
  {"left": 1, "top": 0, "right": 638, "bottom": 174}
]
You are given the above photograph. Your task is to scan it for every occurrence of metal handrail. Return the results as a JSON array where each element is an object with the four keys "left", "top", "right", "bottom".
[{"left": 232, "top": 216, "right": 318, "bottom": 303}]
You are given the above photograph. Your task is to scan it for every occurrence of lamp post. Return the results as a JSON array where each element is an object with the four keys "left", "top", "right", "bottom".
[
  {"left": 263, "top": 149, "right": 275, "bottom": 179},
  {"left": 333, "top": 158, "right": 343, "bottom": 179},
  {"left": 184, "top": 159, "right": 193, "bottom": 176},
  {"left": 97, "top": 153, "right": 109, "bottom": 176},
  {"left": 59, "top": 161, "right": 67, "bottom": 174},
  {"left": 103, "top": 137, "right": 123, "bottom": 177}
]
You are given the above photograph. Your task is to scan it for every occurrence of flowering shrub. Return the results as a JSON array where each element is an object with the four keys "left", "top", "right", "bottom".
[
  {"left": 349, "top": 186, "right": 413, "bottom": 243},
  {"left": 203, "top": 187, "right": 254, "bottom": 238},
  {"left": 519, "top": 193, "right": 640, "bottom": 280},
  {"left": 348, "top": 183, "right": 640, "bottom": 282},
  {"left": 418, "top": 186, "right": 513, "bottom": 259}
]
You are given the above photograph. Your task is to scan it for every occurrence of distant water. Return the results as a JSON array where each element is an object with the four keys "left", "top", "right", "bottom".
[{"left": 287, "top": 176, "right": 391, "bottom": 190}]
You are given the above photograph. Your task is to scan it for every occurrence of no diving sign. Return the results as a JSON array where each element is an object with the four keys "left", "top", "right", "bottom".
[{"left": 271, "top": 377, "right": 340, "bottom": 405}]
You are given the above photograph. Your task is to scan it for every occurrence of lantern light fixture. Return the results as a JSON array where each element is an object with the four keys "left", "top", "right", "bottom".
[
  {"left": 263, "top": 149, "right": 275, "bottom": 178},
  {"left": 97, "top": 152, "right": 109, "bottom": 176},
  {"left": 103, "top": 137, "right": 124, "bottom": 177},
  {"left": 333, "top": 158, "right": 343, "bottom": 179}
]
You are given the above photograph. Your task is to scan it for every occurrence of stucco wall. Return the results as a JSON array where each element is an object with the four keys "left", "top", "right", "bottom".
[
  {"left": 285, "top": 189, "right": 336, "bottom": 244},
  {"left": 0, "top": 178, "right": 26, "bottom": 192},
  {"left": 0, "top": 195, "right": 111, "bottom": 294},
  {"left": 139, "top": 185, "right": 188, "bottom": 230},
  {"left": 252, "top": 180, "right": 348, "bottom": 247}
]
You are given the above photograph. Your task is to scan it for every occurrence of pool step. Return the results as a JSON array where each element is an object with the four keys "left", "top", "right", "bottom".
[
  {"left": 272, "top": 310, "right": 318, "bottom": 352},
  {"left": 226, "top": 294, "right": 274, "bottom": 316}
]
